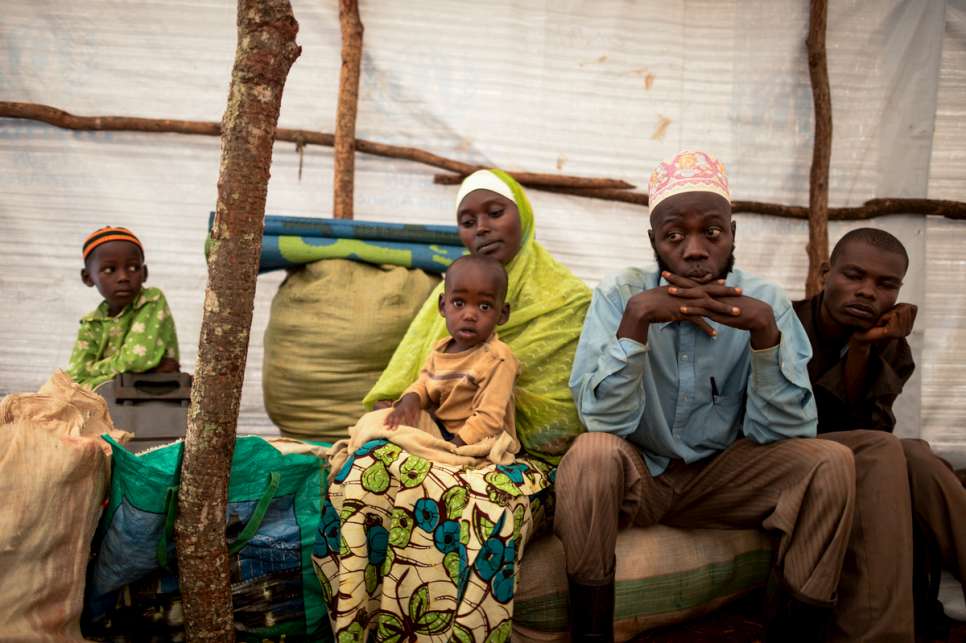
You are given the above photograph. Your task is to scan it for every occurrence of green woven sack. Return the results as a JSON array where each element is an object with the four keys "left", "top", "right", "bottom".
[{"left": 85, "top": 435, "right": 329, "bottom": 641}]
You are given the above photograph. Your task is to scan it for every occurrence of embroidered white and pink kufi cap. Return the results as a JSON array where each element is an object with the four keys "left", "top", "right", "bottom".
[{"left": 647, "top": 150, "right": 731, "bottom": 212}]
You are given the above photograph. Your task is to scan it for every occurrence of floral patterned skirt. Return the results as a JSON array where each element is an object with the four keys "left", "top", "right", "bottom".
[{"left": 312, "top": 439, "right": 554, "bottom": 642}]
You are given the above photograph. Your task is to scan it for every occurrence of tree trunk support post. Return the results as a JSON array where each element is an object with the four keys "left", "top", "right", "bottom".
[
  {"left": 806, "top": 0, "right": 832, "bottom": 297},
  {"left": 333, "top": 0, "right": 364, "bottom": 219},
  {"left": 174, "top": 0, "right": 300, "bottom": 640}
]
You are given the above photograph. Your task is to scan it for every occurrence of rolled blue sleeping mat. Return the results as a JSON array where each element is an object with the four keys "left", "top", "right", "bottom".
[
  {"left": 207, "top": 213, "right": 467, "bottom": 274},
  {"left": 261, "top": 215, "right": 462, "bottom": 246}
]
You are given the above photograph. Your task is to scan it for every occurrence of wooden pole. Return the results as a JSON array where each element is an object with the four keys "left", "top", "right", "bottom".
[
  {"left": 3, "top": 102, "right": 965, "bottom": 221},
  {"left": 333, "top": 0, "right": 364, "bottom": 219},
  {"left": 806, "top": 0, "right": 832, "bottom": 297},
  {"left": 437, "top": 176, "right": 966, "bottom": 220},
  {"left": 0, "top": 101, "right": 634, "bottom": 191},
  {"left": 432, "top": 168, "right": 634, "bottom": 190},
  {"left": 174, "top": 0, "right": 300, "bottom": 639}
]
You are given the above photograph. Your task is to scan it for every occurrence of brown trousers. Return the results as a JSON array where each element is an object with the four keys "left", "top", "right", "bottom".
[
  {"left": 819, "top": 431, "right": 914, "bottom": 643},
  {"left": 554, "top": 431, "right": 916, "bottom": 642},
  {"left": 902, "top": 438, "right": 966, "bottom": 598},
  {"left": 554, "top": 432, "right": 855, "bottom": 603}
]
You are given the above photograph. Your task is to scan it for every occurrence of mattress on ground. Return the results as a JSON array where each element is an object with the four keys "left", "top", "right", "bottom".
[{"left": 514, "top": 526, "right": 773, "bottom": 642}]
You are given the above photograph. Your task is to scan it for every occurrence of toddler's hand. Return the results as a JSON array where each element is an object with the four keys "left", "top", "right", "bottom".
[{"left": 384, "top": 393, "right": 421, "bottom": 430}]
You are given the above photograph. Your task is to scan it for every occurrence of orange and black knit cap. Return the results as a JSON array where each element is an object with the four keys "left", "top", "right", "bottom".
[{"left": 82, "top": 226, "right": 144, "bottom": 262}]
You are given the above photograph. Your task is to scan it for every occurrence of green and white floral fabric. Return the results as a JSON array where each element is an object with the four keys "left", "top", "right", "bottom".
[{"left": 66, "top": 287, "right": 179, "bottom": 390}]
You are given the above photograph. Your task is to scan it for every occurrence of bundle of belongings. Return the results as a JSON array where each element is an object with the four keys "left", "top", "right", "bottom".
[
  {"left": 83, "top": 434, "right": 330, "bottom": 641},
  {"left": 0, "top": 371, "right": 130, "bottom": 641},
  {"left": 256, "top": 216, "right": 454, "bottom": 443},
  {"left": 0, "top": 370, "right": 331, "bottom": 642}
]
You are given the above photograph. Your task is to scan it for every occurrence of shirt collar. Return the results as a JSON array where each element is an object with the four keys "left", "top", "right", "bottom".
[
  {"left": 81, "top": 288, "right": 152, "bottom": 322},
  {"left": 434, "top": 332, "right": 496, "bottom": 353},
  {"left": 805, "top": 291, "right": 849, "bottom": 358}
]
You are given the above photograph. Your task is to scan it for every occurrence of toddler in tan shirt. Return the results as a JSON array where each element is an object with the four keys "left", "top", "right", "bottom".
[{"left": 384, "top": 255, "right": 518, "bottom": 446}]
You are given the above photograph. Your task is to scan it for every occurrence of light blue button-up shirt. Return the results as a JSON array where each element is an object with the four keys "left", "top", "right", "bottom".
[{"left": 569, "top": 267, "right": 817, "bottom": 476}]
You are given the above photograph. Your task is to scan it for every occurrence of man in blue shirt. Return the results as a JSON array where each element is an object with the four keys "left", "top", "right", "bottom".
[{"left": 556, "top": 151, "right": 871, "bottom": 643}]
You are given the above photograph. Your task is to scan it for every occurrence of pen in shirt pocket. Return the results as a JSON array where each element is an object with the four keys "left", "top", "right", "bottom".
[{"left": 710, "top": 377, "right": 720, "bottom": 405}]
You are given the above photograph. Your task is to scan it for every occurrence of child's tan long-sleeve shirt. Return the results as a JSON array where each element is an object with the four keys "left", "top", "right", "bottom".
[{"left": 402, "top": 334, "right": 518, "bottom": 445}]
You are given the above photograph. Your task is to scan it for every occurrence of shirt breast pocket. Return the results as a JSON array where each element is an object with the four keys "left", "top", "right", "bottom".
[{"left": 701, "top": 393, "right": 745, "bottom": 449}]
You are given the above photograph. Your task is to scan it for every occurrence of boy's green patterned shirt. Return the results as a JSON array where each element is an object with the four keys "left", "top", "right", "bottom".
[{"left": 66, "top": 287, "right": 180, "bottom": 390}]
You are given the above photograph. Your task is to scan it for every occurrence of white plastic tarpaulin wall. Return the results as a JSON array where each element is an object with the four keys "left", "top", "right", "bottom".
[{"left": 1, "top": 0, "right": 964, "bottom": 464}]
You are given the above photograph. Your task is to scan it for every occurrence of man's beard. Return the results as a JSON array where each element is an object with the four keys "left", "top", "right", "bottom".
[{"left": 653, "top": 245, "right": 736, "bottom": 282}]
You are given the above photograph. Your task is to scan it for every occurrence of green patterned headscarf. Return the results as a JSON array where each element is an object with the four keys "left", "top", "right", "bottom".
[{"left": 363, "top": 169, "right": 591, "bottom": 462}]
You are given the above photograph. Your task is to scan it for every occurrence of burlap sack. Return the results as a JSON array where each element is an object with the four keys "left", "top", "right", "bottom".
[
  {"left": 263, "top": 259, "right": 440, "bottom": 442},
  {"left": 0, "top": 370, "right": 118, "bottom": 437},
  {"left": 0, "top": 370, "right": 130, "bottom": 641}
]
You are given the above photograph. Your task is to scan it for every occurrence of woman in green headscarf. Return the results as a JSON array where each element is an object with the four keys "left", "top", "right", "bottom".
[
  {"left": 315, "top": 170, "right": 590, "bottom": 643},
  {"left": 364, "top": 168, "right": 591, "bottom": 462}
]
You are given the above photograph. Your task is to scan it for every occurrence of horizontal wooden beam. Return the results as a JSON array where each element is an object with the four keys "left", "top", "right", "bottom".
[
  {"left": 0, "top": 101, "right": 633, "bottom": 191},
  {"left": 3, "top": 101, "right": 964, "bottom": 221},
  {"left": 437, "top": 174, "right": 966, "bottom": 221}
]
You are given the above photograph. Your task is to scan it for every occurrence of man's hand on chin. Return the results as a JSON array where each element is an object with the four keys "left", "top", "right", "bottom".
[
  {"left": 617, "top": 271, "right": 741, "bottom": 343},
  {"left": 851, "top": 303, "right": 917, "bottom": 345},
  {"left": 663, "top": 272, "right": 780, "bottom": 349}
]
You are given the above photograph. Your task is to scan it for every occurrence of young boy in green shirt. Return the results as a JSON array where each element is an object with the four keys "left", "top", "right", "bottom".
[{"left": 66, "top": 226, "right": 180, "bottom": 390}]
